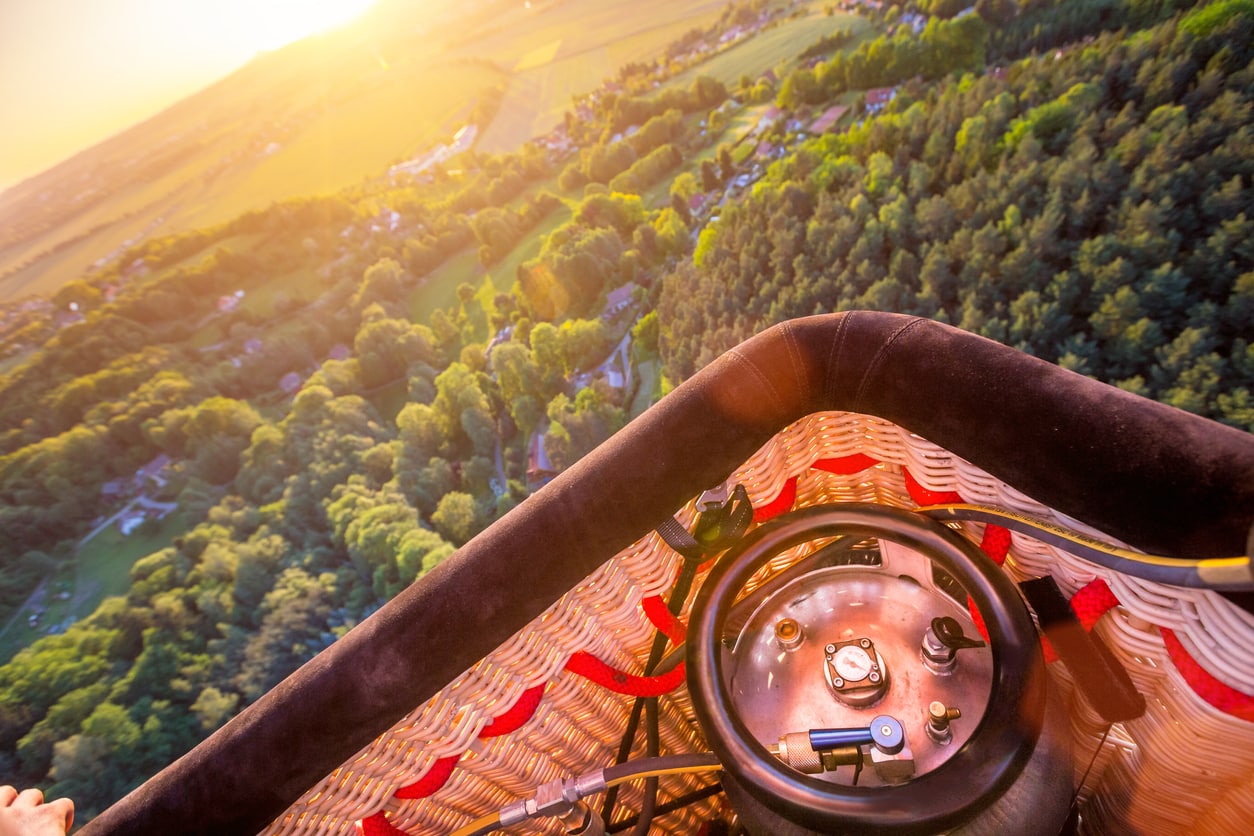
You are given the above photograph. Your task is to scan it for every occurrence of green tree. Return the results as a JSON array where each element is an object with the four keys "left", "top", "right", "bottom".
[{"left": 431, "top": 491, "right": 479, "bottom": 545}]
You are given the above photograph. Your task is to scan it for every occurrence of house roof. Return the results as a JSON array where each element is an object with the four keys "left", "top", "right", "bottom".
[
  {"left": 605, "top": 283, "right": 638, "bottom": 310},
  {"left": 810, "top": 104, "right": 849, "bottom": 133},
  {"left": 866, "top": 87, "right": 896, "bottom": 106},
  {"left": 138, "top": 454, "right": 171, "bottom": 480}
]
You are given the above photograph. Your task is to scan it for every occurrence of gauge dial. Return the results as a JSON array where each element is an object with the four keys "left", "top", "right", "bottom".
[{"left": 833, "top": 645, "right": 873, "bottom": 682}]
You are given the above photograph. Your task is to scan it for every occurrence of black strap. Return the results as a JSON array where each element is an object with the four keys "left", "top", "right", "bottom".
[
  {"left": 603, "top": 484, "right": 754, "bottom": 825},
  {"left": 1019, "top": 576, "right": 1146, "bottom": 723}
]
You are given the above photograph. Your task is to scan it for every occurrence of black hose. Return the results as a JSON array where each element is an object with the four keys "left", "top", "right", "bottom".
[
  {"left": 603, "top": 753, "right": 722, "bottom": 786},
  {"left": 921, "top": 504, "right": 1254, "bottom": 591},
  {"left": 601, "top": 555, "right": 701, "bottom": 822},
  {"left": 629, "top": 697, "right": 660, "bottom": 836},
  {"left": 607, "top": 782, "right": 725, "bottom": 833}
]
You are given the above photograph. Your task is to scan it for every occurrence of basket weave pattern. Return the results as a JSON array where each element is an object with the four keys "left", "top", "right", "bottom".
[{"left": 268, "top": 412, "right": 1254, "bottom": 835}]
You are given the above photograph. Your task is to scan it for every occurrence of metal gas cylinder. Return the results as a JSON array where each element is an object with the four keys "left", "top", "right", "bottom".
[{"left": 689, "top": 507, "right": 1074, "bottom": 835}]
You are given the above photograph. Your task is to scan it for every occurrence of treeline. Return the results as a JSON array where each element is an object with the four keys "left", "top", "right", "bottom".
[
  {"left": 986, "top": 0, "right": 1195, "bottom": 61},
  {"left": 514, "top": 187, "right": 691, "bottom": 322},
  {"left": 799, "top": 28, "right": 857, "bottom": 61},
  {"left": 662, "top": 13, "right": 1254, "bottom": 431},
  {"left": 778, "top": 14, "right": 988, "bottom": 108},
  {"left": 560, "top": 76, "right": 728, "bottom": 190}
]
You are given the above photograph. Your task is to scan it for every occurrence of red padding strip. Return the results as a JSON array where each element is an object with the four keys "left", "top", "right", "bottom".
[
  {"left": 1070, "top": 579, "right": 1120, "bottom": 631},
  {"left": 565, "top": 651, "right": 686, "bottom": 697},
  {"left": 1039, "top": 579, "right": 1120, "bottom": 664},
  {"left": 753, "top": 476, "right": 798, "bottom": 522},
  {"left": 642, "top": 595, "right": 687, "bottom": 646},
  {"left": 479, "top": 683, "right": 546, "bottom": 739},
  {"left": 979, "top": 524, "right": 1011, "bottom": 566},
  {"left": 812, "top": 453, "right": 879, "bottom": 475},
  {"left": 1160, "top": 628, "right": 1254, "bottom": 723},
  {"left": 393, "top": 754, "right": 460, "bottom": 799},
  {"left": 902, "top": 467, "right": 963, "bottom": 506},
  {"left": 966, "top": 595, "right": 990, "bottom": 644},
  {"left": 358, "top": 812, "right": 407, "bottom": 836}
]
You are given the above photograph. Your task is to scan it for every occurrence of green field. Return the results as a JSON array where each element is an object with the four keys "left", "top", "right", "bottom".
[
  {"left": 487, "top": 203, "right": 573, "bottom": 286},
  {"left": 630, "top": 358, "right": 662, "bottom": 418},
  {"left": 669, "top": 12, "right": 867, "bottom": 89},
  {"left": 475, "top": 0, "right": 728, "bottom": 152},
  {"left": 0, "top": 511, "right": 188, "bottom": 663},
  {"left": 408, "top": 248, "right": 483, "bottom": 324},
  {"left": 239, "top": 265, "right": 321, "bottom": 317}
]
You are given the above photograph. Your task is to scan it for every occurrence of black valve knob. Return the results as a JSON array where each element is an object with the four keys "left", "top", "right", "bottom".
[{"left": 931, "top": 616, "right": 986, "bottom": 650}]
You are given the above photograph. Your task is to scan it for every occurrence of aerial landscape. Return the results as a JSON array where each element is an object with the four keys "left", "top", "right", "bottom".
[{"left": 1, "top": 0, "right": 1252, "bottom": 829}]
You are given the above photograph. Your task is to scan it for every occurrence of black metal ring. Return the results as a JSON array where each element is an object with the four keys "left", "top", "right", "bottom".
[{"left": 686, "top": 504, "right": 1045, "bottom": 834}]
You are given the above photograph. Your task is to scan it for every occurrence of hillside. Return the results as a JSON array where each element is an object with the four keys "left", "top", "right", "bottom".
[
  {"left": 0, "top": 0, "right": 728, "bottom": 303},
  {"left": 0, "top": 0, "right": 1252, "bottom": 827}
]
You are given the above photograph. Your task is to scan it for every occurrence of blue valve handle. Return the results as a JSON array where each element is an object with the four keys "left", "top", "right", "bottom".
[{"left": 808, "top": 715, "right": 904, "bottom": 755}]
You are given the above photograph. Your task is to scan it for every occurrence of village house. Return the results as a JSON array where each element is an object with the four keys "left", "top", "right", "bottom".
[
  {"left": 602, "top": 283, "right": 639, "bottom": 319},
  {"left": 217, "top": 290, "right": 245, "bottom": 313},
  {"left": 865, "top": 87, "right": 897, "bottom": 114},
  {"left": 136, "top": 454, "right": 171, "bottom": 490},
  {"left": 280, "top": 372, "right": 304, "bottom": 394},
  {"left": 810, "top": 104, "right": 850, "bottom": 134}
]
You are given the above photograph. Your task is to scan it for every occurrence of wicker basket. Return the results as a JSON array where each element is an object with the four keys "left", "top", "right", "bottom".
[{"left": 267, "top": 412, "right": 1254, "bottom": 836}]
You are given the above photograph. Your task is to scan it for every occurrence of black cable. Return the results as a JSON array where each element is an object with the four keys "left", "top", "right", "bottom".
[
  {"left": 600, "top": 556, "right": 700, "bottom": 822},
  {"left": 602, "top": 753, "right": 722, "bottom": 786},
  {"left": 629, "top": 697, "right": 660, "bottom": 836},
  {"left": 606, "top": 782, "right": 725, "bottom": 833},
  {"left": 601, "top": 487, "right": 752, "bottom": 824},
  {"left": 920, "top": 504, "right": 1253, "bottom": 590}
]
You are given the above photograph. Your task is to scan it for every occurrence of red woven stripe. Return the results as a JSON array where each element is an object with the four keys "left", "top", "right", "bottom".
[
  {"left": 812, "top": 453, "right": 879, "bottom": 475},
  {"left": 358, "top": 812, "right": 407, "bottom": 836},
  {"left": 642, "top": 595, "right": 687, "bottom": 646},
  {"left": 979, "top": 524, "right": 1011, "bottom": 566},
  {"left": 565, "top": 651, "right": 686, "bottom": 696},
  {"left": 393, "top": 754, "right": 460, "bottom": 799},
  {"left": 479, "top": 683, "right": 546, "bottom": 739},
  {"left": 902, "top": 467, "right": 963, "bottom": 506},
  {"left": 753, "top": 476, "right": 797, "bottom": 522},
  {"left": 967, "top": 596, "right": 991, "bottom": 644},
  {"left": 1160, "top": 628, "right": 1254, "bottom": 722},
  {"left": 1070, "top": 579, "right": 1120, "bottom": 631}
]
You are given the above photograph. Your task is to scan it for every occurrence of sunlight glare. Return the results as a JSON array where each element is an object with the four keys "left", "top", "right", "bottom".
[{"left": 233, "top": 0, "right": 379, "bottom": 52}]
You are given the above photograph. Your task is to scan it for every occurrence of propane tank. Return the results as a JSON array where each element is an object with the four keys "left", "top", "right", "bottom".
[{"left": 689, "top": 511, "right": 1075, "bottom": 835}]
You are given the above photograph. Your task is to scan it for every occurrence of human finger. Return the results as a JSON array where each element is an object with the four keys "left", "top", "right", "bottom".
[
  {"left": 0, "top": 785, "right": 16, "bottom": 806},
  {"left": 43, "top": 797, "right": 74, "bottom": 831},
  {"left": 12, "top": 788, "right": 43, "bottom": 808}
]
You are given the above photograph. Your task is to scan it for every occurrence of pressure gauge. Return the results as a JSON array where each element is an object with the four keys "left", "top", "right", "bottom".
[{"left": 824, "top": 637, "right": 889, "bottom": 707}]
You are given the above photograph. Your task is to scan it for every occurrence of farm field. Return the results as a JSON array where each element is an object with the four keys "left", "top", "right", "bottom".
[
  {"left": 178, "top": 62, "right": 504, "bottom": 232},
  {"left": 0, "top": 13, "right": 498, "bottom": 302},
  {"left": 408, "top": 248, "right": 484, "bottom": 325},
  {"left": 474, "top": 0, "right": 728, "bottom": 153},
  {"left": 669, "top": 11, "right": 867, "bottom": 89}
]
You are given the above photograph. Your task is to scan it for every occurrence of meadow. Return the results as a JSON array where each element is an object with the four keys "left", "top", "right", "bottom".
[
  {"left": 0, "top": 512, "right": 188, "bottom": 664},
  {"left": 474, "top": 0, "right": 729, "bottom": 153},
  {"left": 668, "top": 10, "right": 867, "bottom": 89}
]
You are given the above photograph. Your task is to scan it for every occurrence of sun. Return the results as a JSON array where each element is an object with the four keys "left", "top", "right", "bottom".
[{"left": 235, "top": 0, "right": 380, "bottom": 52}]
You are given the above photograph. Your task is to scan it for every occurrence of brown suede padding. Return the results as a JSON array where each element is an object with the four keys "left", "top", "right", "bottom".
[{"left": 82, "top": 312, "right": 1254, "bottom": 835}]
